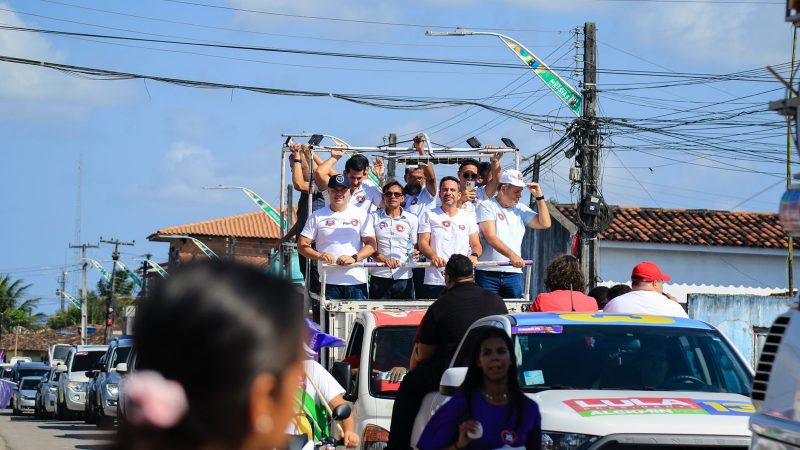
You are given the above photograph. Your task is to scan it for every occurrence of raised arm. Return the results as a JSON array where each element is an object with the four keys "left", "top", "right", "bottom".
[
  {"left": 313, "top": 148, "right": 345, "bottom": 191},
  {"left": 290, "top": 144, "right": 310, "bottom": 193},
  {"left": 527, "top": 183, "right": 551, "bottom": 229},
  {"left": 414, "top": 136, "right": 437, "bottom": 196},
  {"left": 483, "top": 150, "right": 503, "bottom": 198}
]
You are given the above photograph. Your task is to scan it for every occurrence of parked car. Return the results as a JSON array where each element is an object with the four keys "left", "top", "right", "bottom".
[
  {"left": 749, "top": 298, "right": 800, "bottom": 449},
  {"left": 0, "top": 364, "right": 14, "bottom": 382},
  {"left": 9, "top": 357, "right": 32, "bottom": 365},
  {"left": 84, "top": 353, "right": 105, "bottom": 424},
  {"left": 55, "top": 345, "right": 108, "bottom": 420},
  {"left": 87, "top": 337, "right": 132, "bottom": 428},
  {"left": 330, "top": 310, "right": 425, "bottom": 450},
  {"left": 34, "top": 367, "right": 58, "bottom": 419},
  {"left": 12, "top": 376, "right": 42, "bottom": 415},
  {"left": 48, "top": 344, "right": 73, "bottom": 367},
  {"left": 411, "top": 312, "right": 756, "bottom": 450},
  {"left": 115, "top": 346, "right": 136, "bottom": 422},
  {"left": 10, "top": 362, "right": 50, "bottom": 411}
]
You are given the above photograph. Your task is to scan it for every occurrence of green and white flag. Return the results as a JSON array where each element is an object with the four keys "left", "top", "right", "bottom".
[
  {"left": 146, "top": 260, "right": 168, "bottom": 278},
  {"left": 188, "top": 237, "right": 218, "bottom": 260},
  {"left": 241, "top": 188, "right": 285, "bottom": 228},
  {"left": 501, "top": 37, "right": 582, "bottom": 116},
  {"left": 89, "top": 259, "right": 112, "bottom": 282},
  {"left": 115, "top": 261, "right": 142, "bottom": 288},
  {"left": 62, "top": 291, "right": 81, "bottom": 309}
]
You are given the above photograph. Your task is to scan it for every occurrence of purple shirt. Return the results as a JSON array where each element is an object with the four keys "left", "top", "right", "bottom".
[{"left": 417, "top": 390, "right": 542, "bottom": 450}]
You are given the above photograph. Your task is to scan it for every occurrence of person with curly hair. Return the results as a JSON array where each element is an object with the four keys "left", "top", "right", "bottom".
[{"left": 530, "top": 255, "right": 598, "bottom": 312}]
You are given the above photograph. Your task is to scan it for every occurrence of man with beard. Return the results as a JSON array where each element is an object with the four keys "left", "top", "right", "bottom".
[
  {"left": 417, "top": 176, "right": 482, "bottom": 299},
  {"left": 314, "top": 148, "right": 384, "bottom": 212},
  {"left": 402, "top": 134, "right": 437, "bottom": 299}
]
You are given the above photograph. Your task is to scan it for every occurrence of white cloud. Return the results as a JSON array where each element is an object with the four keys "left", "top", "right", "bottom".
[{"left": 0, "top": 3, "right": 132, "bottom": 120}]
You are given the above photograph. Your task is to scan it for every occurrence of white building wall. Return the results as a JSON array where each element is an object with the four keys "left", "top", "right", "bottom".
[{"left": 596, "top": 242, "right": 797, "bottom": 302}]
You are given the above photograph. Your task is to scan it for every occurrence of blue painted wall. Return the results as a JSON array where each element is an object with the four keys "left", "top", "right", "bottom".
[{"left": 688, "top": 294, "right": 794, "bottom": 367}]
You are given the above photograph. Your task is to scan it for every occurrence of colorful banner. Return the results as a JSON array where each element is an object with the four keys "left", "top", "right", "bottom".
[
  {"left": 89, "top": 259, "right": 111, "bottom": 282},
  {"left": 501, "top": 37, "right": 582, "bottom": 117},
  {"left": 146, "top": 259, "right": 169, "bottom": 278},
  {"left": 242, "top": 188, "right": 285, "bottom": 228},
  {"left": 61, "top": 291, "right": 81, "bottom": 308},
  {"left": 564, "top": 397, "right": 755, "bottom": 417},
  {"left": 188, "top": 237, "right": 218, "bottom": 259},
  {"left": 115, "top": 261, "right": 143, "bottom": 288}
]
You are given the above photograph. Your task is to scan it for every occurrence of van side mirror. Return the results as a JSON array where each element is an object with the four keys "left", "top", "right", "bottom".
[
  {"left": 85, "top": 371, "right": 95, "bottom": 379},
  {"left": 115, "top": 363, "right": 128, "bottom": 374},
  {"left": 439, "top": 367, "right": 468, "bottom": 396},
  {"left": 331, "top": 362, "right": 353, "bottom": 399},
  {"left": 56, "top": 365, "right": 67, "bottom": 374},
  {"left": 331, "top": 403, "right": 351, "bottom": 421}
]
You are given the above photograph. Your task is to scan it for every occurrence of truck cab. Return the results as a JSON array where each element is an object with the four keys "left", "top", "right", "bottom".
[
  {"left": 330, "top": 309, "right": 425, "bottom": 450},
  {"left": 749, "top": 298, "right": 800, "bottom": 449}
]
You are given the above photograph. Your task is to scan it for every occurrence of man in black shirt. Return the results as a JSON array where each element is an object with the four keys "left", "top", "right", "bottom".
[{"left": 386, "top": 255, "right": 508, "bottom": 450}]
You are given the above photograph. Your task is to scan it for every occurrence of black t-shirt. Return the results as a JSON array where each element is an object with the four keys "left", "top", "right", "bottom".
[{"left": 418, "top": 282, "right": 508, "bottom": 362}]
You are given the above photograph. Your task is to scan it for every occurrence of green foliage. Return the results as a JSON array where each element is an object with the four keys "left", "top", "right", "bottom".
[
  {"left": 0, "top": 274, "right": 46, "bottom": 330},
  {"left": 97, "top": 270, "right": 135, "bottom": 298},
  {"left": 47, "top": 306, "right": 81, "bottom": 329}
]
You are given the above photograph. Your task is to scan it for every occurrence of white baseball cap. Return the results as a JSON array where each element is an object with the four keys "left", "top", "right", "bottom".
[{"left": 499, "top": 169, "right": 525, "bottom": 188}]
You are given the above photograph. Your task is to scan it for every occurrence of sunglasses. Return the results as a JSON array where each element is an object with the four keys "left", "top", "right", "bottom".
[
  {"left": 461, "top": 172, "right": 479, "bottom": 180},
  {"left": 383, "top": 192, "right": 404, "bottom": 198}
]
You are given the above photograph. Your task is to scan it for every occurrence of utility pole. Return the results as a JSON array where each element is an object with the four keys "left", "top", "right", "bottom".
[
  {"left": 578, "top": 22, "right": 602, "bottom": 289},
  {"left": 58, "top": 271, "right": 67, "bottom": 312},
  {"left": 387, "top": 133, "right": 397, "bottom": 182},
  {"left": 141, "top": 253, "right": 152, "bottom": 299},
  {"left": 99, "top": 238, "right": 135, "bottom": 343},
  {"left": 69, "top": 242, "right": 99, "bottom": 345}
]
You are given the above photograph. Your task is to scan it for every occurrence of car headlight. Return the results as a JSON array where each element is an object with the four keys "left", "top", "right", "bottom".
[
  {"left": 68, "top": 381, "right": 87, "bottom": 392},
  {"left": 542, "top": 431, "right": 599, "bottom": 450},
  {"left": 106, "top": 384, "right": 118, "bottom": 397}
]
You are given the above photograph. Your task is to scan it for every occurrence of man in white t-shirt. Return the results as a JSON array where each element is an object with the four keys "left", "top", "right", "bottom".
[
  {"left": 315, "top": 149, "right": 384, "bottom": 212},
  {"left": 370, "top": 181, "right": 419, "bottom": 299},
  {"left": 417, "top": 176, "right": 482, "bottom": 299},
  {"left": 476, "top": 169, "right": 551, "bottom": 298},
  {"left": 298, "top": 174, "right": 377, "bottom": 300},
  {"left": 603, "top": 262, "right": 688, "bottom": 318},
  {"left": 457, "top": 153, "right": 502, "bottom": 218},
  {"left": 402, "top": 134, "right": 437, "bottom": 300}
]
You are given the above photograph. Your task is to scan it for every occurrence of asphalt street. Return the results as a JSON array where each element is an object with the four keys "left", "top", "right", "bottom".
[{"left": 0, "top": 410, "right": 114, "bottom": 450}]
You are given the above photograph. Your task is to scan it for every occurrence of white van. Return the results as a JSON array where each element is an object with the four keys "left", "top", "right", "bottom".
[{"left": 749, "top": 297, "right": 800, "bottom": 449}]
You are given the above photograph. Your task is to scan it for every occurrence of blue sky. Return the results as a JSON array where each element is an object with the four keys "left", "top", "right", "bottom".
[{"left": 0, "top": 0, "right": 793, "bottom": 313}]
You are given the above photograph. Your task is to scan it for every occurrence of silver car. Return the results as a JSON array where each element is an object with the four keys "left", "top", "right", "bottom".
[
  {"left": 13, "top": 376, "right": 42, "bottom": 415},
  {"left": 35, "top": 368, "right": 58, "bottom": 419}
]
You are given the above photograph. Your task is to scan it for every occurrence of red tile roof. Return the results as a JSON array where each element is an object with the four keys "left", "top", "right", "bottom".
[
  {"left": 557, "top": 204, "right": 793, "bottom": 249},
  {"left": 0, "top": 326, "right": 114, "bottom": 352},
  {"left": 148, "top": 211, "right": 283, "bottom": 240}
]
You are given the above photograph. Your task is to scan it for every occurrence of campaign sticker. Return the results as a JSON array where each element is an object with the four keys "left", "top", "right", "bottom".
[
  {"left": 498, "top": 212, "right": 506, "bottom": 221},
  {"left": 325, "top": 219, "right": 336, "bottom": 227},
  {"left": 562, "top": 397, "right": 748, "bottom": 417},
  {"left": 396, "top": 224, "right": 405, "bottom": 232},
  {"left": 512, "top": 325, "right": 563, "bottom": 334},
  {"left": 356, "top": 195, "right": 366, "bottom": 203},
  {"left": 76, "top": 352, "right": 89, "bottom": 356},
  {"left": 523, "top": 370, "right": 545, "bottom": 386},
  {"left": 694, "top": 400, "right": 755, "bottom": 416},
  {"left": 350, "top": 219, "right": 360, "bottom": 226},
  {"left": 442, "top": 220, "right": 451, "bottom": 228},
  {"left": 411, "top": 197, "right": 419, "bottom": 205},
  {"left": 500, "top": 430, "right": 518, "bottom": 446},
  {"left": 458, "top": 224, "right": 466, "bottom": 231},
  {"left": 379, "top": 221, "right": 388, "bottom": 229}
]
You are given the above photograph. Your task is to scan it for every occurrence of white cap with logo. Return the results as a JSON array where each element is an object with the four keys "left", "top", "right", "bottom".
[{"left": 499, "top": 169, "right": 526, "bottom": 188}]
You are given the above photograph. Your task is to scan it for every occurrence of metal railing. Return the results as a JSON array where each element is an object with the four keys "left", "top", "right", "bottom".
[{"left": 317, "top": 260, "right": 533, "bottom": 302}]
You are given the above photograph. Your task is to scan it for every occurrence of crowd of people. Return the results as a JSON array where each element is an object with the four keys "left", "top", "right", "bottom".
[
  {"left": 291, "top": 135, "right": 551, "bottom": 301},
  {"left": 109, "top": 142, "right": 691, "bottom": 450}
]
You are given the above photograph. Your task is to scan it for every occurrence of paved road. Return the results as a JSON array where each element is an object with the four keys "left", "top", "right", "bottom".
[{"left": 0, "top": 410, "right": 114, "bottom": 450}]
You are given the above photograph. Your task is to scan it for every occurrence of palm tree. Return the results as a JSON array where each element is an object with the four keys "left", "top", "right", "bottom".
[{"left": 0, "top": 274, "right": 46, "bottom": 330}]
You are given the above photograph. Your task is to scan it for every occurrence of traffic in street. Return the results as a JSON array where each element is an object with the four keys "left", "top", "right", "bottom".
[{"left": 0, "top": 410, "right": 113, "bottom": 450}]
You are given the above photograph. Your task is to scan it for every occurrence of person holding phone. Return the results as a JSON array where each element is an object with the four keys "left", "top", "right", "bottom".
[{"left": 458, "top": 154, "right": 502, "bottom": 219}]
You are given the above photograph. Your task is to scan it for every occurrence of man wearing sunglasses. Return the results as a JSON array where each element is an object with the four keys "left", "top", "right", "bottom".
[
  {"left": 369, "top": 181, "right": 419, "bottom": 299},
  {"left": 457, "top": 153, "right": 502, "bottom": 218}
]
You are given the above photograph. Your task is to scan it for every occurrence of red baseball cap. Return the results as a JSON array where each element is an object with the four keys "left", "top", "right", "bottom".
[{"left": 631, "top": 261, "right": 671, "bottom": 282}]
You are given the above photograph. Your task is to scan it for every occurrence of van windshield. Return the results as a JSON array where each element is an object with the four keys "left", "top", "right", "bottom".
[
  {"left": 513, "top": 325, "right": 752, "bottom": 395},
  {"left": 20, "top": 379, "right": 40, "bottom": 390},
  {"left": 52, "top": 346, "right": 71, "bottom": 362},
  {"left": 17, "top": 368, "right": 49, "bottom": 383},
  {"left": 72, "top": 351, "right": 105, "bottom": 372},
  {"left": 368, "top": 326, "right": 417, "bottom": 398}
]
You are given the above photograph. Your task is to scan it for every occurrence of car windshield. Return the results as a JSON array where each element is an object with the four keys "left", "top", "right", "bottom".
[
  {"left": 17, "top": 369, "right": 49, "bottom": 382},
  {"left": 369, "top": 326, "right": 417, "bottom": 398},
  {"left": 513, "top": 325, "right": 752, "bottom": 395},
  {"left": 0, "top": 368, "right": 13, "bottom": 380},
  {"left": 52, "top": 346, "right": 71, "bottom": 361},
  {"left": 20, "top": 379, "right": 39, "bottom": 390},
  {"left": 72, "top": 351, "right": 105, "bottom": 372},
  {"left": 110, "top": 347, "right": 131, "bottom": 370}
]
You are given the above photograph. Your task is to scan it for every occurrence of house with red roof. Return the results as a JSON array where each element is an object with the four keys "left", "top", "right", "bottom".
[{"left": 554, "top": 204, "right": 796, "bottom": 301}]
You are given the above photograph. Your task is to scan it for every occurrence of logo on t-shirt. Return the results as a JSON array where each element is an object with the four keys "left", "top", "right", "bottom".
[
  {"left": 356, "top": 195, "right": 366, "bottom": 203},
  {"left": 500, "top": 430, "right": 518, "bottom": 446},
  {"left": 396, "top": 224, "right": 405, "bottom": 232},
  {"left": 350, "top": 219, "right": 360, "bottom": 227},
  {"left": 442, "top": 220, "right": 451, "bottom": 228},
  {"left": 498, "top": 212, "right": 506, "bottom": 221},
  {"left": 324, "top": 219, "right": 336, "bottom": 227},
  {"left": 379, "top": 221, "right": 388, "bottom": 229},
  {"left": 410, "top": 197, "right": 419, "bottom": 205},
  {"left": 458, "top": 224, "right": 466, "bottom": 231}
]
